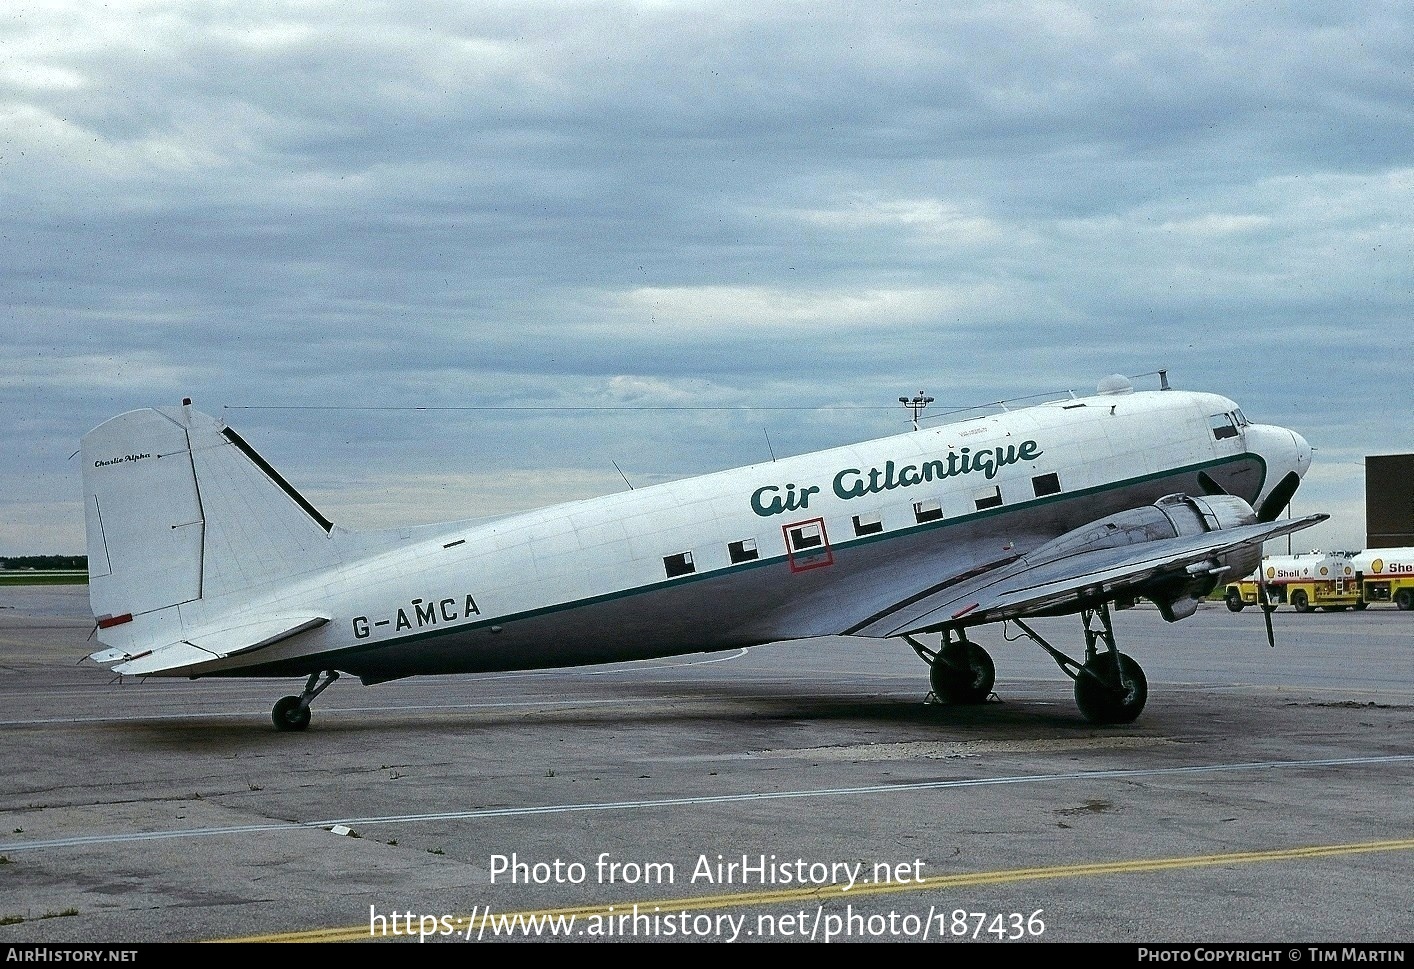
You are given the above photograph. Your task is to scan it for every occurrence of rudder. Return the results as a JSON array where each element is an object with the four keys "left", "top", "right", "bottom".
[{"left": 82, "top": 402, "right": 343, "bottom": 632}]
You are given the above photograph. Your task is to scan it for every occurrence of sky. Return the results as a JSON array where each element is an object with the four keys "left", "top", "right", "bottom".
[{"left": 4, "top": 0, "right": 1411, "bottom": 558}]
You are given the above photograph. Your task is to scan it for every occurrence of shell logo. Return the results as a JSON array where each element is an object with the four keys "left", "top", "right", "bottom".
[
  {"left": 1371, "top": 558, "right": 1385, "bottom": 573},
  {"left": 1265, "top": 566, "right": 1276, "bottom": 579},
  {"left": 1319, "top": 567, "right": 1329, "bottom": 576}
]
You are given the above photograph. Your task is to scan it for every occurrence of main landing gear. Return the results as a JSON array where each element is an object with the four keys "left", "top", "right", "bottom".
[
  {"left": 272, "top": 670, "right": 340, "bottom": 732},
  {"left": 1010, "top": 603, "right": 1148, "bottom": 725},
  {"left": 906, "top": 628, "right": 996, "bottom": 705},
  {"left": 910, "top": 602, "right": 1149, "bottom": 725}
]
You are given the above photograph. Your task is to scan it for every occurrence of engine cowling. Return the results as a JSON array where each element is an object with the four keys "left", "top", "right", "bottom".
[{"left": 1029, "top": 493, "right": 1261, "bottom": 622}]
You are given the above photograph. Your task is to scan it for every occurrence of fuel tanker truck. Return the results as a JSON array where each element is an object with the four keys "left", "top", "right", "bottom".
[
  {"left": 1224, "top": 550, "right": 1360, "bottom": 612},
  {"left": 1352, "top": 547, "right": 1414, "bottom": 611}
]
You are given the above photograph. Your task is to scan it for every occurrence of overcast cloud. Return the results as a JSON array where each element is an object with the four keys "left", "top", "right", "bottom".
[{"left": 4, "top": 0, "right": 1411, "bottom": 556}]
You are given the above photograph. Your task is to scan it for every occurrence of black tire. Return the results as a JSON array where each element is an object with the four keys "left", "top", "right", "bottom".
[
  {"left": 1074, "top": 653, "right": 1148, "bottom": 725},
  {"left": 1225, "top": 590, "right": 1245, "bottom": 612},
  {"left": 272, "top": 695, "right": 311, "bottom": 731},
  {"left": 929, "top": 641, "right": 996, "bottom": 705},
  {"left": 1354, "top": 601, "right": 1369, "bottom": 611},
  {"left": 1291, "top": 590, "right": 1311, "bottom": 613},
  {"left": 1396, "top": 589, "right": 1413, "bottom": 611}
]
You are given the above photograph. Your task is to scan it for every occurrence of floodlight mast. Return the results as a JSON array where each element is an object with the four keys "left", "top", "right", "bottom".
[{"left": 899, "top": 391, "right": 934, "bottom": 431}]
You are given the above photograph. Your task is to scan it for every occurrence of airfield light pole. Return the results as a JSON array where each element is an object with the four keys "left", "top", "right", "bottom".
[{"left": 900, "top": 392, "right": 934, "bottom": 431}]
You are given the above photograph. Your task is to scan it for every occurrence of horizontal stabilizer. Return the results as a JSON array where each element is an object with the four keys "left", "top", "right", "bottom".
[{"left": 89, "top": 616, "right": 328, "bottom": 676}]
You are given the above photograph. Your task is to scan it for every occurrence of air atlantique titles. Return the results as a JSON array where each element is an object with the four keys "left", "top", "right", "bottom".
[{"left": 750, "top": 440, "right": 1043, "bottom": 517}]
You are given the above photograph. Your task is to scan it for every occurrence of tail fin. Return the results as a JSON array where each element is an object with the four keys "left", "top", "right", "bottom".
[{"left": 82, "top": 401, "right": 343, "bottom": 634}]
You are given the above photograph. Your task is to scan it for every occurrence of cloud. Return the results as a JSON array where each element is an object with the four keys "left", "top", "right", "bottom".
[{"left": 2, "top": 2, "right": 1412, "bottom": 555}]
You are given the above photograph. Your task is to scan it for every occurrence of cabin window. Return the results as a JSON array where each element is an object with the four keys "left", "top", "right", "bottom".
[
  {"left": 1210, "top": 413, "right": 1239, "bottom": 440},
  {"left": 728, "top": 538, "right": 759, "bottom": 564},
  {"left": 852, "top": 513, "right": 883, "bottom": 536},
  {"left": 787, "top": 522, "right": 823, "bottom": 550},
  {"left": 1032, "top": 472, "right": 1061, "bottom": 497},
  {"left": 973, "top": 486, "right": 1003, "bottom": 510},
  {"left": 913, "top": 499, "right": 943, "bottom": 523},
  {"left": 663, "top": 551, "right": 695, "bottom": 577}
]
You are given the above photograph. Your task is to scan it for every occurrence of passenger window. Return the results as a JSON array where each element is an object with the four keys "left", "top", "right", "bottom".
[
  {"left": 663, "top": 551, "right": 695, "bottom": 577},
  {"left": 973, "top": 486, "right": 1003, "bottom": 510},
  {"left": 1032, "top": 472, "right": 1061, "bottom": 497},
  {"left": 787, "top": 522, "right": 823, "bottom": 550},
  {"left": 913, "top": 500, "right": 943, "bottom": 523},
  {"left": 728, "top": 539, "right": 759, "bottom": 564},
  {"left": 852, "top": 513, "right": 883, "bottom": 536}
]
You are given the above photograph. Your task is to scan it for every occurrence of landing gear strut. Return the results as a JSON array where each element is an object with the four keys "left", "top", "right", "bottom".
[
  {"left": 906, "top": 628, "right": 996, "bottom": 705},
  {"left": 1011, "top": 603, "right": 1148, "bottom": 725},
  {"left": 272, "top": 670, "right": 340, "bottom": 732}
]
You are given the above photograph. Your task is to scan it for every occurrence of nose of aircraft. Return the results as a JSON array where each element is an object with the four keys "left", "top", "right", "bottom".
[
  {"left": 1291, "top": 428, "right": 1313, "bottom": 476},
  {"left": 1246, "top": 423, "right": 1312, "bottom": 480},
  {"left": 1243, "top": 422, "right": 1314, "bottom": 522}
]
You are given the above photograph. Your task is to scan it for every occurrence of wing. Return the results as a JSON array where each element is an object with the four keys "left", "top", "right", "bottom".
[{"left": 851, "top": 508, "right": 1328, "bottom": 639}]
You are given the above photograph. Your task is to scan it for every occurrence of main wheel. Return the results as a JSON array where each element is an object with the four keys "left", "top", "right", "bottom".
[
  {"left": 929, "top": 641, "right": 996, "bottom": 704},
  {"left": 1354, "top": 601, "right": 1369, "bottom": 611},
  {"left": 1225, "top": 590, "right": 1246, "bottom": 612},
  {"left": 272, "top": 695, "right": 311, "bottom": 732},
  {"left": 1074, "top": 653, "right": 1148, "bottom": 725},
  {"left": 1396, "top": 589, "right": 1413, "bottom": 611},
  {"left": 1291, "top": 590, "right": 1311, "bottom": 613}
]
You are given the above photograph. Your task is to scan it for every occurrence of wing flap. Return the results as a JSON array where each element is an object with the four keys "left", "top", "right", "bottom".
[
  {"left": 862, "top": 514, "right": 1327, "bottom": 638},
  {"left": 90, "top": 616, "right": 329, "bottom": 676}
]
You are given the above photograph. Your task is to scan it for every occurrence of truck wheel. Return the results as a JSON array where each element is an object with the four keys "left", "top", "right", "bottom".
[
  {"left": 1397, "top": 589, "right": 1413, "bottom": 611},
  {"left": 1291, "top": 590, "right": 1311, "bottom": 613},
  {"left": 1225, "top": 590, "right": 1245, "bottom": 612}
]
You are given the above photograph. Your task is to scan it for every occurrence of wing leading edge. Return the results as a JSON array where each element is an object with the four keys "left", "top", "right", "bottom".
[{"left": 855, "top": 513, "right": 1328, "bottom": 639}]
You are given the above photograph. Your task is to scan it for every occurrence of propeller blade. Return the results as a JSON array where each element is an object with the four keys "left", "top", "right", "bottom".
[
  {"left": 1197, "top": 471, "right": 1229, "bottom": 496},
  {"left": 1257, "top": 471, "right": 1301, "bottom": 523},
  {"left": 1256, "top": 571, "right": 1275, "bottom": 647}
]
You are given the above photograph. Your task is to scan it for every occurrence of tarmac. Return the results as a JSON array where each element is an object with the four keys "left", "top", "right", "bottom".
[{"left": 0, "top": 584, "right": 1411, "bottom": 944}]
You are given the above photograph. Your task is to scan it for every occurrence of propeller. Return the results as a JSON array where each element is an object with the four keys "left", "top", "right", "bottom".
[
  {"left": 1257, "top": 471, "right": 1301, "bottom": 523},
  {"left": 1256, "top": 568, "right": 1276, "bottom": 647},
  {"left": 1197, "top": 469, "right": 1293, "bottom": 646},
  {"left": 1196, "top": 471, "right": 1226, "bottom": 497}
]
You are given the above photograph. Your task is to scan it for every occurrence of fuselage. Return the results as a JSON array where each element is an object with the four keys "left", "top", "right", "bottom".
[{"left": 121, "top": 387, "right": 1313, "bottom": 681}]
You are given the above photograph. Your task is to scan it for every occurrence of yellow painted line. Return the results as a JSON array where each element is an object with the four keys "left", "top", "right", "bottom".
[{"left": 218, "top": 836, "right": 1414, "bottom": 943}]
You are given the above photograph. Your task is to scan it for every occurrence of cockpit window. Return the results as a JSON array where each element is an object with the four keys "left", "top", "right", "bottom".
[
  {"left": 1209, "top": 413, "right": 1239, "bottom": 440},
  {"left": 1232, "top": 408, "right": 1250, "bottom": 427}
]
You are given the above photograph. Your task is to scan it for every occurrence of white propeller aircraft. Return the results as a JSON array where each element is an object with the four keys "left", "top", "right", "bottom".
[{"left": 80, "top": 374, "right": 1325, "bottom": 731}]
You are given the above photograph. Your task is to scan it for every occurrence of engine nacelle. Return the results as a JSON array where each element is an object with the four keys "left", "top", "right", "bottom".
[{"left": 1031, "top": 493, "right": 1261, "bottom": 622}]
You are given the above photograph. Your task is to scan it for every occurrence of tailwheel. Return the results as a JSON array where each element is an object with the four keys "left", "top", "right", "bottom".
[
  {"left": 1074, "top": 653, "right": 1148, "bottom": 725},
  {"left": 272, "top": 695, "right": 311, "bottom": 732},
  {"left": 271, "top": 670, "right": 340, "bottom": 732}
]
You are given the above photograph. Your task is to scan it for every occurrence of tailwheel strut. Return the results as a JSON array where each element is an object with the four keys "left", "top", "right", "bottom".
[
  {"left": 906, "top": 628, "right": 996, "bottom": 706},
  {"left": 271, "top": 670, "right": 340, "bottom": 732},
  {"left": 1009, "top": 603, "right": 1148, "bottom": 725}
]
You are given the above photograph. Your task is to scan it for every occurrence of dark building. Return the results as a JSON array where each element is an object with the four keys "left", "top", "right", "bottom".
[{"left": 1366, "top": 454, "right": 1414, "bottom": 547}]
